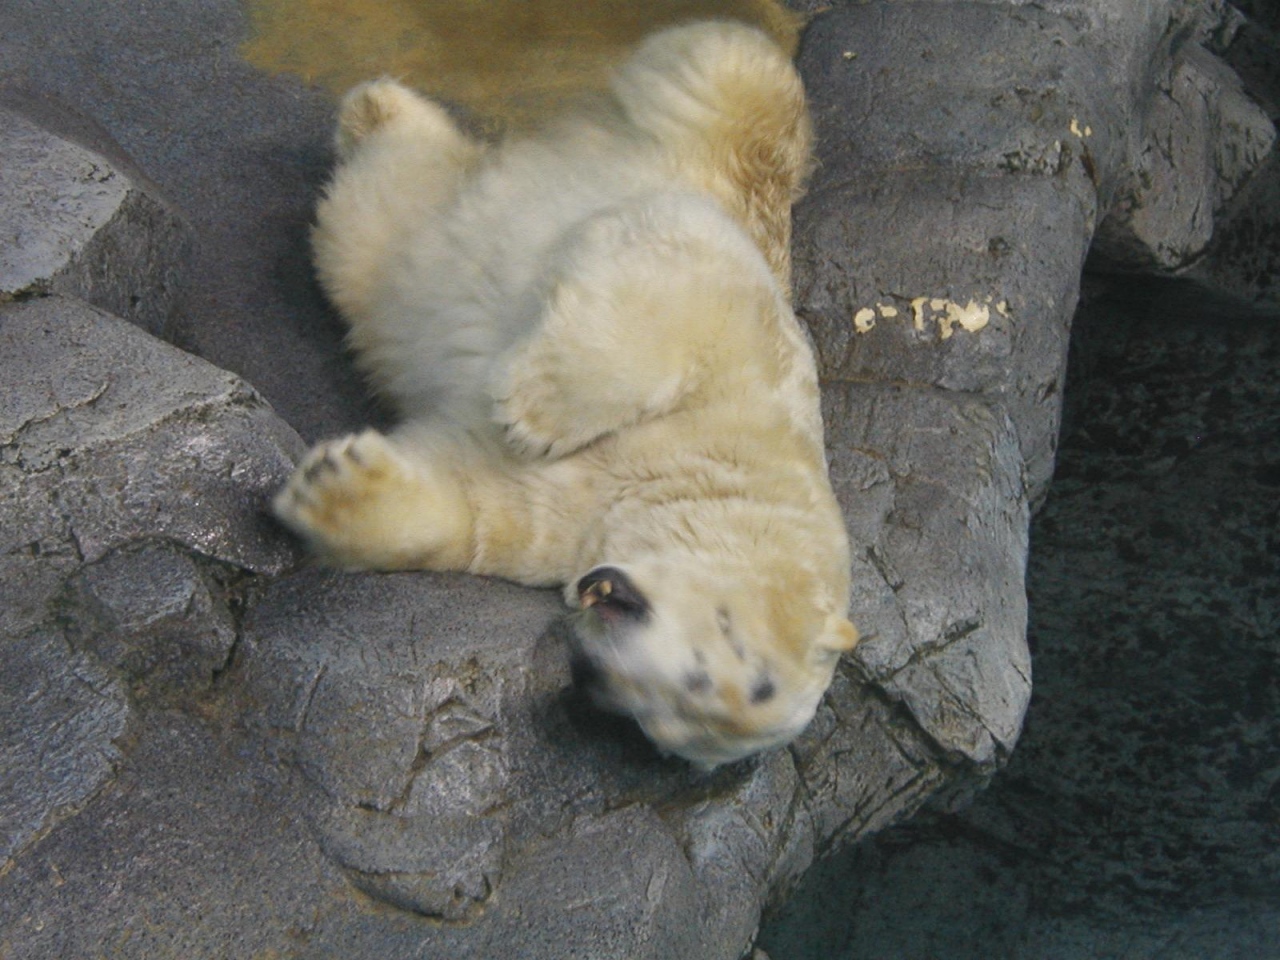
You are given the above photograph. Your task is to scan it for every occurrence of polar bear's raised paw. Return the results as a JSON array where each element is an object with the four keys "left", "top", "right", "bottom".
[
  {"left": 491, "top": 339, "right": 624, "bottom": 459},
  {"left": 274, "top": 430, "right": 472, "bottom": 569},
  {"left": 274, "top": 431, "right": 407, "bottom": 538}
]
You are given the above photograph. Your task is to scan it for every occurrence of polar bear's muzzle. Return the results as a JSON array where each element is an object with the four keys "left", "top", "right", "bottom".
[{"left": 569, "top": 565, "right": 659, "bottom": 718}]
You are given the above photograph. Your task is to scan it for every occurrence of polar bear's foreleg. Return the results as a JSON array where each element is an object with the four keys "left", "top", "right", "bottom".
[
  {"left": 274, "top": 430, "right": 587, "bottom": 582},
  {"left": 273, "top": 430, "right": 476, "bottom": 571}
]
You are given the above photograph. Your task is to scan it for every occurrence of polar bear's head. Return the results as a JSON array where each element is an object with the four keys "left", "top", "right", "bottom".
[{"left": 568, "top": 560, "right": 858, "bottom": 769}]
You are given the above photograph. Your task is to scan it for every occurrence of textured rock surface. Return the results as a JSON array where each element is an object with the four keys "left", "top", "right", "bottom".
[
  {"left": 0, "top": 628, "right": 129, "bottom": 864},
  {"left": 0, "top": 0, "right": 1273, "bottom": 957},
  {"left": 0, "top": 0, "right": 365, "bottom": 442},
  {"left": 1183, "top": 2, "right": 1280, "bottom": 304},
  {"left": 793, "top": 0, "right": 1275, "bottom": 505},
  {"left": 0, "top": 292, "right": 303, "bottom": 875},
  {"left": 823, "top": 386, "right": 1030, "bottom": 767},
  {"left": 0, "top": 295, "right": 304, "bottom": 577},
  {"left": 0, "top": 97, "right": 189, "bottom": 336}
]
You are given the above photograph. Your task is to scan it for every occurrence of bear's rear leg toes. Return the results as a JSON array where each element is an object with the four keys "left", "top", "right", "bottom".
[{"left": 335, "top": 79, "right": 462, "bottom": 160}]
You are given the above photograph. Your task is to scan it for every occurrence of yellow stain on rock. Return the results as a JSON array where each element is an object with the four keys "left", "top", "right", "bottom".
[
  {"left": 239, "top": 0, "right": 802, "bottom": 127},
  {"left": 891, "top": 296, "right": 1004, "bottom": 340},
  {"left": 935, "top": 298, "right": 991, "bottom": 340},
  {"left": 853, "top": 307, "right": 877, "bottom": 333},
  {"left": 852, "top": 303, "right": 902, "bottom": 334}
]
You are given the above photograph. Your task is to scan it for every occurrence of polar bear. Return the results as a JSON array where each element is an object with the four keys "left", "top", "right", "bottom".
[{"left": 274, "top": 21, "right": 858, "bottom": 769}]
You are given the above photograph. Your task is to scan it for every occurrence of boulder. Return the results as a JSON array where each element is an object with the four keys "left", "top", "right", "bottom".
[
  {"left": 1092, "top": 41, "right": 1276, "bottom": 272},
  {"left": 0, "top": 93, "right": 189, "bottom": 337},
  {"left": 0, "top": 295, "right": 304, "bottom": 580},
  {"left": 1182, "top": 6, "right": 1280, "bottom": 304},
  {"left": 0, "top": 293, "right": 303, "bottom": 881}
]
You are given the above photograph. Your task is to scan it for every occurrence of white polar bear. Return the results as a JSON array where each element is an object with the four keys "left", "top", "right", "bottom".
[{"left": 274, "top": 21, "right": 859, "bottom": 769}]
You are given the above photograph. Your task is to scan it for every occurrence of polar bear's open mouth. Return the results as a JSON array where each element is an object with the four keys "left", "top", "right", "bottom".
[{"left": 577, "top": 566, "right": 651, "bottom": 622}]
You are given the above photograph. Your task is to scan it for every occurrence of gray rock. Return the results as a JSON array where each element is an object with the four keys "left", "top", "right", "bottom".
[
  {"left": 0, "top": 626, "right": 129, "bottom": 864},
  {"left": 1093, "top": 42, "right": 1276, "bottom": 271},
  {"left": 823, "top": 385, "right": 1031, "bottom": 767},
  {"left": 1184, "top": 9, "right": 1280, "bottom": 304},
  {"left": 1, "top": 295, "right": 305, "bottom": 576},
  {"left": 0, "top": 293, "right": 304, "bottom": 870},
  {"left": 795, "top": 3, "right": 1097, "bottom": 505},
  {"left": 229, "top": 565, "right": 948, "bottom": 958},
  {"left": 233, "top": 569, "right": 739, "bottom": 953},
  {"left": 0, "top": 2, "right": 369, "bottom": 441},
  {"left": 0, "top": 711, "right": 363, "bottom": 960},
  {"left": 217, "top": 367, "right": 1030, "bottom": 955},
  {"left": 64, "top": 541, "right": 240, "bottom": 702},
  {"left": 796, "top": 0, "right": 1275, "bottom": 501},
  {"left": 0, "top": 96, "right": 189, "bottom": 337}
]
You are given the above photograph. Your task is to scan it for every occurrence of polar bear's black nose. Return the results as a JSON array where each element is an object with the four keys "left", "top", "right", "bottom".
[{"left": 577, "top": 566, "right": 650, "bottom": 620}]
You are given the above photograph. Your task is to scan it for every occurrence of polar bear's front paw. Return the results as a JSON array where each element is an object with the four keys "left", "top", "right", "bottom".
[
  {"left": 491, "top": 330, "right": 650, "bottom": 458},
  {"left": 491, "top": 345, "right": 620, "bottom": 459},
  {"left": 273, "top": 430, "right": 417, "bottom": 566}
]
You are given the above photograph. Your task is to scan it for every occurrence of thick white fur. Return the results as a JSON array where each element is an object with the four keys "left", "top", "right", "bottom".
[{"left": 274, "top": 22, "right": 858, "bottom": 768}]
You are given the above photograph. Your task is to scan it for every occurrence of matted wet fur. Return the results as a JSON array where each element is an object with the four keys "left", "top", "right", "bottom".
[{"left": 275, "top": 21, "right": 858, "bottom": 768}]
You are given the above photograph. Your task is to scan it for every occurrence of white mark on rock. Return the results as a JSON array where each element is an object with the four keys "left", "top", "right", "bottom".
[
  {"left": 1069, "top": 118, "right": 1093, "bottom": 138},
  {"left": 936, "top": 299, "right": 991, "bottom": 340},
  {"left": 862, "top": 296, "right": 1007, "bottom": 340}
]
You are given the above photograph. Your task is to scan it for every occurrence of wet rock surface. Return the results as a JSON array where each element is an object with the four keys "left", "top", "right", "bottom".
[{"left": 0, "top": 1, "right": 1273, "bottom": 957}]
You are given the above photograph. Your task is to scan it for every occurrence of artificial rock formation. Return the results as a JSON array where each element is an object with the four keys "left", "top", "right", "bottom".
[
  {"left": 0, "top": 95, "right": 189, "bottom": 336},
  {"left": 0, "top": 1, "right": 1273, "bottom": 957}
]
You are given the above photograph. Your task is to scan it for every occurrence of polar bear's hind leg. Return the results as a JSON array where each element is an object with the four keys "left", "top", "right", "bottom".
[
  {"left": 313, "top": 81, "right": 481, "bottom": 327},
  {"left": 611, "top": 22, "right": 812, "bottom": 286}
]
